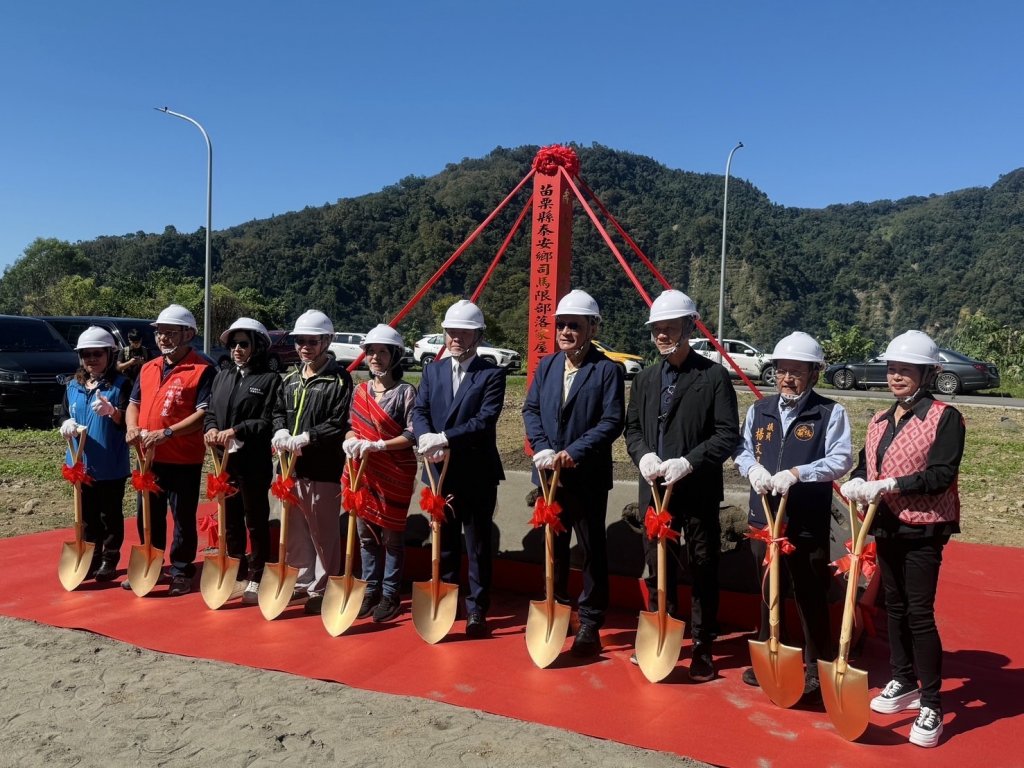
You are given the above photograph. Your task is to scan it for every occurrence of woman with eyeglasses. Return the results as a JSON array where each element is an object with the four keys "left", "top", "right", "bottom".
[
  {"left": 203, "top": 318, "right": 285, "bottom": 604},
  {"left": 58, "top": 326, "right": 132, "bottom": 581}
]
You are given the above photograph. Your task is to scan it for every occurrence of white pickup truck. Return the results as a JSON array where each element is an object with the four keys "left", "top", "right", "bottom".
[{"left": 689, "top": 338, "right": 776, "bottom": 385}]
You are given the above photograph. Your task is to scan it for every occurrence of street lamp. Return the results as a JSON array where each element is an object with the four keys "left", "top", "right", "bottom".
[
  {"left": 155, "top": 107, "right": 213, "bottom": 355},
  {"left": 717, "top": 141, "right": 743, "bottom": 359}
]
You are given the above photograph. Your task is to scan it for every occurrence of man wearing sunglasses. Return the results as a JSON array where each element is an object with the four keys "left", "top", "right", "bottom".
[{"left": 522, "top": 289, "right": 624, "bottom": 656}]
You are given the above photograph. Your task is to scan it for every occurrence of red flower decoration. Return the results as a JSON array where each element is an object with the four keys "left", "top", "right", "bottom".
[
  {"left": 529, "top": 498, "right": 566, "bottom": 534},
  {"left": 271, "top": 475, "right": 300, "bottom": 506},
  {"left": 198, "top": 511, "right": 219, "bottom": 549},
  {"left": 419, "top": 487, "right": 449, "bottom": 523},
  {"left": 831, "top": 539, "right": 878, "bottom": 582},
  {"left": 205, "top": 471, "right": 237, "bottom": 500},
  {"left": 131, "top": 469, "right": 161, "bottom": 494},
  {"left": 61, "top": 461, "right": 93, "bottom": 487},
  {"left": 532, "top": 145, "right": 580, "bottom": 177},
  {"left": 644, "top": 506, "right": 679, "bottom": 541},
  {"left": 745, "top": 525, "right": 795, "bottom": 565}
]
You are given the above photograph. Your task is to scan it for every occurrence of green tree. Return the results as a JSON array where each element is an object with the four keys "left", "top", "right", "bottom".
[
  {"left": 821, "top": 320, "right": 875, "bottom": 364},
  {"left": 0, "top": 239, "right": 92, "bottom": 313}
]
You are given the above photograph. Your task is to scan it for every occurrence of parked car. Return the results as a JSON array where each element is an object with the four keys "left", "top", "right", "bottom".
[
  {"left": 413, "top": 334, "right": 521, "bottom": 369},
  {"left": 0, "top": 316, "right": 80, "bottom": 425},
  {"left": 689, "top": 338, "right": 775, "bottom": 385},
  {"left": 826, "top": 349, "right": 999, "bottom": 395},
  {"left": 188, "top": 335, "right": 231, "bottom": 369},
  {"left": 591, "top": 340, "right": 643, "bottom": 379},
  {"left": 40, "top": 316, "right": 158, "bottom": 357},
  {"left": 266, "top": 330, "right": 303, "bottom": 372},
  {"left": 326, "top": 331, "right": 414, "bottom": 369}
]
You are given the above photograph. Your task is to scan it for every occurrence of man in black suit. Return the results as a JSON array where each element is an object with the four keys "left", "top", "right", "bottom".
[
  {"left": 412, "top": 299, "right": 506, "bottom": 638},
  {"left": 624, "top": 289, "right": 740, "bottom": 681}
]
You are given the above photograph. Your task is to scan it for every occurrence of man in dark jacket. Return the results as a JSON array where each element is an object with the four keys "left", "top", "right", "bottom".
[
  {"left": 624, "top": 290, "right": 739, "bottom": 681},
  {"left": 204, "top": 318, "right": 286, "bottom": 605}
]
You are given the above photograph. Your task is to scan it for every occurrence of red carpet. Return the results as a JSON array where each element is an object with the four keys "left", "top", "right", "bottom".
[{"left": 2, "top": 519, "right": 1022, "bottom": 767}]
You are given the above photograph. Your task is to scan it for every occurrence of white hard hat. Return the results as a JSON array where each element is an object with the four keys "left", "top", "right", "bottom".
[
  {"left": 646, "top": 289, "right": 700, "bottom": 324},
  {"left": 361, "top": 324, "right": 404, "bottom": 348},
  {"left": 881, "top": 330, "right": 940, "bottom": 365},
  {"left": 555, "top": 289, "right": 601, "bottom": 321},
  {"left": 771, "top": 332, "right": 825, "bottom": 364},
  {"left": 291, "top": 309, "right": 334, "bottom": 336},
  {"left": 442, "top": 299, "right": 485, "bottom": 330},
  {"left": 219, "top": 317, "right": 271, "bottom": 346},
  {"left": 152, "top": 304, "right": 198, "bottom": 331},
  {"left": 75, "top": 326, "right": 117, "bottom": 351}
]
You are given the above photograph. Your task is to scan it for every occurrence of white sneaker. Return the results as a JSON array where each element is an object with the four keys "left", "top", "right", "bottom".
[
  {"left": 870, "top": 679, "right": 922, "bottom": 714},
  {"left": 241, "top": 580, "right": 259, "bottom": 605},
  {"left": 909, "top": 706, "right": 943, "bottom": 748},
  {"left": 228, "top": 580, "right": 247, "bottom": 600}
]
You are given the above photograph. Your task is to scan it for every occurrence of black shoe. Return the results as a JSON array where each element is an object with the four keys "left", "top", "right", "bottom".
[
  {"left": 372, "top": 595, "right": 402, "bottom": 622},
  {"left": 742, "top": 666, "right": 759, "bottom": 687},
  {"left": 689, "top": 643, "right": 715, "bottom": 682},
  {"left": 802, "top": 673, "right": 822, "bottom": 700},
  {"left": 94, "top": 561, "right": 117, "bottom": 582},
  {"left": 304, "top": 595, "right": 324, "bottom": 615},
  {"left": 86, "top": 559, "right": 102, "bottom": 580},
  {"left": 168, "top": 575, "right": 192, "bottom": 597},
  {"left": 465, "top": 611, "right": 488, "bottom": 638},
  {"left": 358, "top": 591, "right": 381, "bottom": 619},
  {"left": 571, "top": 624, "right": 602, "bottom": 657}
]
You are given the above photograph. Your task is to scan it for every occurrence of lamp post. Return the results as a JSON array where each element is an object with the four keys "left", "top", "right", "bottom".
[
  {"left": 717, "top": 141, "right": 743, "bottom": 359},
  {"left": 155, "top": 107, "right": 213, "bottom": 355}
]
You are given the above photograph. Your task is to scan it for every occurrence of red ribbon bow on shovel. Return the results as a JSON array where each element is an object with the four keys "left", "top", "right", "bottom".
[
  {"left": 197, "top": 511, "right": 219, "bottom": 549},
  {"left": 343, "top": 484, "right": 372, "bottom": 517},
  {"left": 745, "top": 525, "right": 795, "bottom": 566},
  {"left": 831, "top": 539, "right": 878, "bottom": 582},
  {"left": 131, "top": 469, "right": 161, "bottom": 494},
  {"left": 61, "top": 461, "right": 93, "bottom": 487},
  {"left": 271, "top": 475, "right": 300, "bottom": 506},
  {"left": 529, "top": 497, "right": 566, "bottom": 534},
  {"left": 644, "top": 506, "right": 680, "bottom": 541},
  {"left": 205, "top": 471, "right": 237, "bottom": 500},
  {"left": 418, "top": 487, "right": 451, "bottom": 523}
]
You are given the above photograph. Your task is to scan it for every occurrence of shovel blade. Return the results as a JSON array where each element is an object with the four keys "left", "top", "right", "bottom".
[
  {"left": 199, "top": 554, "right": 242, "bottom": 610},
  {"left": 635, "top": 610, "right": 685, "bottom": 683},
  {"left": 258, "top": 561, "right": 300, "bottom": 621},
  {"left": 818, "top": 658, "right": 870, "bottom": 741},
  {"left": 525, "top": 599, "right": 572, "bottom": 668},
  {"left": 748, "top": 638, "right": 806, "bottom": 708},
  {"left": 57, "top": 539, "right": 96, "bottom": 591},
  {"left": 127, "top": 545, "right": 164, "bottom": 596},
  {"left": 321, "top": 574, "right": 369, "bottom": 637},
  {"left": 411, "top": 579, "right": 459, "bottom": 644}
]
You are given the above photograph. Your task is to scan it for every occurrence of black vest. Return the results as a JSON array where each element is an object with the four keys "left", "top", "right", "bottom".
[{"left": 747, "top": 391, "right": 835, "bottom": 540}]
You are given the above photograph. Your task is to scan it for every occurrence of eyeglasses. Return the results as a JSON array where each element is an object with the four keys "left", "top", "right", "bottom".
[
  {"left": 154, "top": 328, "right": 183, "bottom": 338},
  {"left": 80, "top": 350, "right": 105, "bottom": 359},
  {"left": 775, "top": 366, "right": 809, "bottom": 378},
  {"left": 293, "top": 336, "right": 321, "bottom": 347},
  {"left": 228, "top": 340, "right": 251, "bottom": 349},
  {"left": 555, "top": 321, "right": 581, "bottom": 331}
]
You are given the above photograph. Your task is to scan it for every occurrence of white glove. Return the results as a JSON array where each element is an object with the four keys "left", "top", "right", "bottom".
[
  {"left": 271, "top": 429, "right": 291, "bottom": 451},
  {"left": 770, "top": 469, "right": 799, "bottom": 496},
  {"left": 659, "top": 457, "right": 693, "bottom": 485},
  {"left": 747, "top": 464, "right": 773, "bottom": 495},
  {"left": 342, "top": 437, "right": 361, "bottom": 458},
  {"left": 90, "top": 393, "right": 116, "bottom": 418},
  {"left": 362, "top": 439, "right": 387, "bottom": 455},
  {"left": 227, "top": 438, "right": 243, "bottom": 453},
  {"left": 840, "top": 478, "right": 866, "bottom": 503},
  {"left": 425, "top": 448, "right": 447, "bottom": 464},
  {"left": 861, "top": 477, "right": 898, "bottom": 502},
  {"left": 532, "top": 449, "right": 556, "bottom": 470},
  {"left": 638, "top": 453, "right": 663, "bottom": 483},
  {"left": 287, "top": 432, "right": 311, "bottom": 455},
  {"left": 59, "top": 418, "right": 79, "bottom": 439},
  {"left": 417, "top": 432, "right": 448, "bottom": 455}
]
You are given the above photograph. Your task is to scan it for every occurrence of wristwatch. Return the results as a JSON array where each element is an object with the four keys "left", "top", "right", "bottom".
[{"left": 163, "top": 428, "right": 174, "bottom": 439}]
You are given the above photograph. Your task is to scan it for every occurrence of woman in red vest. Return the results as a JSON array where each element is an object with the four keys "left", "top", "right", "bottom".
[{"left": 841, "top": 330, "right": 965, "bottom": 749}]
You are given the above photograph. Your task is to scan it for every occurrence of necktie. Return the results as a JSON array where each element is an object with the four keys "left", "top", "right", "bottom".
[{"left": 452, "top": 360, "right": 463, "bottom": 395}]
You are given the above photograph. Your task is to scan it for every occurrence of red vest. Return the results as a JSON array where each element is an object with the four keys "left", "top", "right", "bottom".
[
  {"left": 865, "top": 401, "right": 959, "bottom": 525},
  {"left": 137, "top": 350, "right": 209, "bottom": 464}
]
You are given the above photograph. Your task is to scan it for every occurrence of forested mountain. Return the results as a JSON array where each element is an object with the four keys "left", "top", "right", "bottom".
[{"left": 3, "top": 144, "right": 1022, "bottom": 355}]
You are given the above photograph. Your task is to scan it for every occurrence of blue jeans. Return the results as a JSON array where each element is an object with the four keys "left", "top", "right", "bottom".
[{"left": 357, "top": 518, "right": 405, "bottom": 599}]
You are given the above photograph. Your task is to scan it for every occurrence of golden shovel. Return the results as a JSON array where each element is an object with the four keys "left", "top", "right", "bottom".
[
  {"left": 525, "top": 468, "right": 572, "bottom": 669},
  {"left": 127, "top": 444, "right": 164, "bottom": 597},
  {"left": 818, "top": 499, "right": 880, "bottom": 741},
  {"left": 748, "top": 493, "right": 805, "bottom": 707},
  {"left": 258, "top": 450, "right": 301, "bottom": 620},
  {"left": 635, "top": 483, "right": 686, "bottom": 682},
  {"left": 58, "top": 425, "right": 95, "bottom": 591},
  {"left": 412, "top": 454, "right": 459, "bottom": 644},
  {"left": 199, "top": 446, "right": 242, "bottom": 609},
  {"left": 322, "top": 458, "right": 370, "bottom": 636}
]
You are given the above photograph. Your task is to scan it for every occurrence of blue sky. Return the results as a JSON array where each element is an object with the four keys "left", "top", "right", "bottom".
[{"left": 2, "top": 1, "right": 1021, "bottom": 270}]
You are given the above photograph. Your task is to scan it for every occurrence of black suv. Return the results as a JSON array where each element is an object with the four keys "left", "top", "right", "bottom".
[{"left": 0, "top": 316, "right": 80, "bottom": 425}]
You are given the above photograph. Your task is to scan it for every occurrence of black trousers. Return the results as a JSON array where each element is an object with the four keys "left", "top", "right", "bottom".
[
  {"left": 135, "top": 462, "right": 201, "bottom": 579},
  {"left": 224, "top": 464, "right": 272, "bottom": 582},
  {"left": 644, "top": 500, "right": 720, "bottom": 644},
  {"left": 81, "top": 477, "right": 127, "bottom": 566},
  {"left": 439, "top": 482, "right": 497, "bottom": 615},
  {"left": 876, "top": 535, "right": 947, "bottom": 710},
  {"left": 749, "top": 533, "right": 834, "bottom": 670},
  {"left": 552, "top": 485, "right": 609, "bottom": 630}
]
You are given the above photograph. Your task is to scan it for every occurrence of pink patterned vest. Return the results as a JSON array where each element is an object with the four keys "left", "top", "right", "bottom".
[{"left": 865, "top": 401, "right": 960, "bottom": 525}]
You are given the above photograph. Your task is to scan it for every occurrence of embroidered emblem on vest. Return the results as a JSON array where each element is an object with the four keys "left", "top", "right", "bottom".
[{"left": 794, "top": 424, "right": 814, "bottom": 441}]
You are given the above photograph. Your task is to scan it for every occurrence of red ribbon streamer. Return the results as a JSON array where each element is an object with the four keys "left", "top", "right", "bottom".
[
  {"left": 532, "top": 145, "right": 580, "bottom": 177},
  {"left": 644, "top": 506, "right": 679, "bottom": 541},
  {"left": 61, "top": 461, "right": 93, "bottom": 487},
  {"left": 205, "top": 471, "right": 237, "bottom": 500},
  {"left": 271, "top": 475, "right": 300, "bottom": 506},
  {"left": 197, "top": 511, "right": 219, "bottom": 549},
  {"left": 745, "top": 525, "right": 795, "bottom": 565},
  {"left": 831, "top": 540, "right": 878, "bottom": 582},
  {"left": 418, "top": 487, "right": 449, "bottom": 523},
  {"left": 131, "top": 470, "right": 161, "bottom": 494},
  {"left": 529, "top": 498, "right": 566, "bottom": 534}
]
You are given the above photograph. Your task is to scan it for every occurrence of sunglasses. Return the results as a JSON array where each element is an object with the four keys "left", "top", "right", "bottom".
[
  {"left": 555, "top": 321, "right": 581, "bottom": 331},
  {"left": 80, "top": 350, "right": 106, "bottom": 359},
  {"left": 293, "top": 336, "right": 322, "bottom": 346},
  {"left": 228, "top": 340, "right": 251, "bottom": 349}
]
